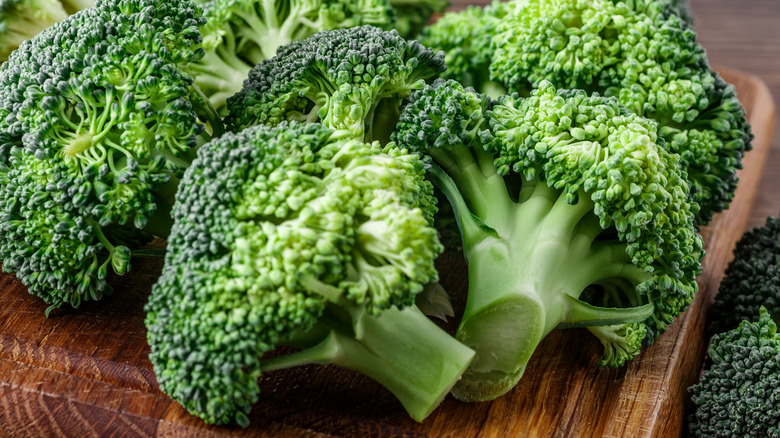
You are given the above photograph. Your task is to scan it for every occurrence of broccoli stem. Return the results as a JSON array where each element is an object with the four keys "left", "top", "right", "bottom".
[
  {"left": 260, "top": 304, "right": 475, "bottom": 422},
  {"left": 430, "top": 160, "right": 653, "bottom": 401}
]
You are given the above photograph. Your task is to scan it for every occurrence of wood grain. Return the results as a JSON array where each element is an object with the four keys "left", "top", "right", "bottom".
[{"left": 0, "top": 70, "right": 774, "bottom": 438}]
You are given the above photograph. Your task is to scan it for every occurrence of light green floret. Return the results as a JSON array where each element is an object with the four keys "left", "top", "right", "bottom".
[
  {"left": 145, "top": 122, "right": 474, "bottom": 426},
  {"left": 393, "top": 79, "right": 703, "bottom": 402},
  {"left": 192, "top": 0, "right": 395, "bottom": 112}
]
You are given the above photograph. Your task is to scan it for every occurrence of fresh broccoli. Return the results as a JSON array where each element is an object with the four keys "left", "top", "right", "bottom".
[
  {"left": 712, "top": 217, "right": 780, "bottom": 331},
  {"left": 192, "top": 0, "right": 395, "bottom": 112},
  {"left": 224, "top": 25, "right": 445, "bottom": 144},
  {"left": 144, "top": 122, "right": 475, "bottom": 426},
  {"left": 0, "top": 0, "right": 94, "bottom": 62},
  {"left": 688, "top": 307, "right": 780, "bottom": 437},
  {"left": 389, "top": 0, "right": 449, "bottom": 39},
  {"left": 422, "top": 0, "right": 752, "bottom": 225},
  {"left": 0, "top": 0, "right": 222, "bottom": 313},
  {"left": 393, "top": 79, "right": 703, "bottom": 401}
]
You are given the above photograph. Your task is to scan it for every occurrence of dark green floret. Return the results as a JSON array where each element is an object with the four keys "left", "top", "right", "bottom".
[
  {"left": 192, "top": 0, "right": 395, "bottom": 112},
  {"left": 145, "top": 122, "right": 474, "bottom": 426},
  {"left": 393, "top": 79, "right": 703, "bottom": 402},
  {"left": 224, "top": 25, "right": 445, "bottom": 144},
  {"left": 713, "top": 217, "right": 780, "bottom": 331},
  {"left": 421, "top": 0, "right": 752, "bottom": 225},
  {"left": 0, "top": 0, "right": 222, "bottom": 313},
  {"left": 688, "top": 307, "right": 780, "bottom": 437}
]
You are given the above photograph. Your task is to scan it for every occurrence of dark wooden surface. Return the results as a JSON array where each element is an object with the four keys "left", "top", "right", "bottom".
[{"left": 1, "top": 2, "right": 779, "bottom": 437}]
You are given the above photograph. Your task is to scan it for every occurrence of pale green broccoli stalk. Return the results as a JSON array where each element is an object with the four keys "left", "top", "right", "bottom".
[
  {"left": 192, "top": 0, "right": 395, "bottom": 112},
  {"left": 393, "top": 79, "right": 703, "bottom": 402},
  {"left": 688, "top": 307, "right": 780, "bottom": 437},
  {"left": 389, "top": 0, "right": 449, "bottom": 39},
  {"left": 422, "top": 0, "right": 752, "bottom": 225},
  {"left": 0, "top": 0, "right": 95, "bottom": 62},
  {"left": 224, "top": 25, "right": 445, "bottom": 144},
  {"left": 145, "top": 122, "right": 475, "bottom": 426},
  {"left": 0, "top": 0, "right": 222, "bottom": 313},
  {"left": 712, "top": 217, "right": 780, "bottom": 331}
]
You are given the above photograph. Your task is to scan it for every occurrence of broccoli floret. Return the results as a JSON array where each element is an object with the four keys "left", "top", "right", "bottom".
[
  {"left": 224, "top": 25, "right": 445, "bottom": 144},
  {"left": 192, "top": 0, "right": 395, "bottom": 112},
  {"left": 393, "top": 79, "right": 703, "bottom": 401},
  {"left": 0, "top": 0, "right": 222, "bottom": 313},
  {"left": 713, "top": 217, "right": 780, "bottom": 331},
  {"left": 688, "top": 307, "right": 780, "bottom": 437},
  {"left": 418, "top": 1, "right": 511, "bottom": 98},
  {"left": 389, "top": 0, "right": 449, "bottom": 39},
  {"left": 145, "top": 122, "right": 475, "bottom": 426},
  {"left": 0, "top": 0, "right": 94, "bottom": 62},
  {"left": 422, "top": 0, "right": 752, "bottom": 225}
]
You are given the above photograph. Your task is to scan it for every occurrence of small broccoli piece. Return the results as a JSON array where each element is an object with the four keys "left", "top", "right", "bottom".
[
  {"left": 0, "top": 0, "right": 94, "bottom": 62},
  {"left": 418, "top": 1, "right": 511, "bottom": 98},
  {"left": 393, "top": 79, "right": 703, "bottom": 401},
  {"left": 0, "top": 0, "right": 222, "bottom": 313},
  {"left": 713, "top": 217, "right": 780, "bottom": 331},
  {"left": 192, "top": 0, "right": 395, "bottom": 112},
  {"left": 421, "top": 0, "right": 752, "bottom": 225},
  {"left": 688, "top": 307, "right": 780, "bottom": 437},
  {"left": 145, "top": 122, "right": 475, "bottom": 426},
  {"left": 389, "top": 0, "right": 449, "bottom": 39},
  {"left": 224, "top": 25, "right": 445, "bottom": 144}
]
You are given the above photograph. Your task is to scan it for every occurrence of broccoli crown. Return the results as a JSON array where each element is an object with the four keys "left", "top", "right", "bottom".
[
  {"left": 422, "top": 0, "right": 752, "bottom": 225},
  {"left": 224, "top": 25, "right": 445, "bottom": 143},
  {"left": 389, "top": 0, "right": 449, "bottom": 39},
  {"left": 192, "top": 0, "right": 395, "bottom": 111},
  {"left": 393, "top": 79, "right": 703, "bottom": 400},
  {"left": 418, "top": 1, "right": 511, "bottom": 95},
  {"left": 689, "top": 307, "right": 780, "bottom": 438},
  {"left": 0, "top": 0, "right": 219, "bottom": 311},
  {"left": 145, "top": 122, "right": 448, "bottom": 425},
  {"left": 713, "top": 217, "right": 780, "bottom": 331}
]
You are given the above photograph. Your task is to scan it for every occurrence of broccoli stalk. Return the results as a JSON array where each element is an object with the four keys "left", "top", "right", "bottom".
[{"left": 393, "top": 80, "right": 703, "bottom": 401}]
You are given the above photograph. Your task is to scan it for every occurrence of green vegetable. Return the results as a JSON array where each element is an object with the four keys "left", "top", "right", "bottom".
[
  {"left": 688, "top": 307, "right": 780, "bottom": 437},
  {"left": 421, "top": 0, "right": 752, "bottom": 225},
  {"left": 0, "top": 0, "right": 94, "bottom": 62},
  {"left": 0, "top": 0, "right": 222, "bottom": 313},
  {"left": 192, "top": 0, "right": 395, "bottom": 112},
  {"left": 393, "top": 79, "right": 703, "bottom": 402},
  {"left": 145, "top": 122, "right": 475, "bottom": 426},
  {"left": 389, "top": 0, "right": 449, "bottom": 39},
  {"left": 713, "top": 217, "right": 780, "bottom": 331},
  {"left": 224, "top": 25, "right": 445, "bottom": 144}
]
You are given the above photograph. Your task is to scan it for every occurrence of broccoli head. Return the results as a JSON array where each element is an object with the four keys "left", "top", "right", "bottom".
[
  {"left": 422, "top": 0, "right": 752, "bottom": 225},
  {"left": 713, "top": 217, "right": 780, "bottom": 331},
  {"left": 145, "top": 122, "right": 474, "bottom": 426},
  {"left": 393, "top": 79, "right": 703, "bottom": 401},
  {"left": 689, "top": 307, "right": 780, "bottom": 437},
  {"left": 0, "top": 0, "right": 222, "bottom": 312},
  {"left": 192, "top": 0, "right": 396, "bottom": 112},
  {"left": 224, "top": 25, "right": 445, "bottom": 144},
  {"left": 389, "top": 0, "right": 449, "bottom": 39}
]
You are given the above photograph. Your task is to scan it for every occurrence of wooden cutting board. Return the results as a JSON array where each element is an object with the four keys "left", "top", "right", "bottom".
[{"left": 0, "top": 69, "right": 774, "bottom": 438}]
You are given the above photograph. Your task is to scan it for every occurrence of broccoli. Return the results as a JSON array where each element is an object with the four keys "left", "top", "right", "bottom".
[
  {"left": 393, "top": 79, "right": 703, "bottom": 401},
  {"left": 688, "top": 307, "right": 780, "bottom": 437},
  {"left": 0, "top": 0, "right": 94, "bottom": 62},
  {"left": 422, "top": 0, "right": 752, "bottom": 225},
  {"left": 0, "top": 0, "right": 222, "bottom": 313},
  {"left": 389, "top": 0, "right": 449, "bottom": 39},
  {"left": 144, "top": 122, "right": 475, "bottom": 426},
  {"left": 192, "top": 0, "right": 395, "bottom": 112},
  {"left": 712, "top": 217, "right": 780, "bottom": 331},
  {"left": 224, "top": 25, "right": 445, "bottom": 144}
]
